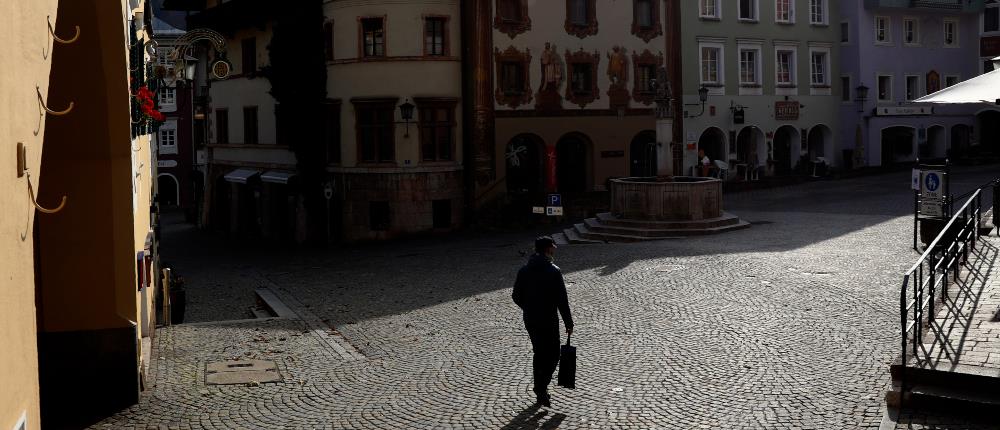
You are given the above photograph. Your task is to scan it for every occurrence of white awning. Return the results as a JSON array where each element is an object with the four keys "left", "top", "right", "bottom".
[
  {"left": 915, "top": 69, "right": 1000, "bottom": 105},
  {"left": 260, "top": 170, "right": 297, "bottom": 184},
  {"left": 223, "top": 168, "right": 261, "bottom": 184}
]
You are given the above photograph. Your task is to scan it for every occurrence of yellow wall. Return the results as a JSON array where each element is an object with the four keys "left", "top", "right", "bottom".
[{"left": 0, "top": 1, "right": 59, "bottom": 429}]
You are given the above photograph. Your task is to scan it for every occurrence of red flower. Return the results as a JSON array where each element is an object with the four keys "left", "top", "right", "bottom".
[{"left": 151, "top": 111, "right": 165, "bottom": 122}]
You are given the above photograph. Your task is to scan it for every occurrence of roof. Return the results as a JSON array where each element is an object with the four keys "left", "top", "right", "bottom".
[{"left": 916, "top": 69, "right": 1000, "bottom": 105}]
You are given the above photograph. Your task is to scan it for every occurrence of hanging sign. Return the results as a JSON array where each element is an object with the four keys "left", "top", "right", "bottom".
[
  {"left": 211, "top": 60, "right": 232, "bottom": 79},
  {"left": 774, "top": 101, "right": 799, "bottom": 120}
]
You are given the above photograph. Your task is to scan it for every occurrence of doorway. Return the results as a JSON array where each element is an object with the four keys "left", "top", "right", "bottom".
[
  {"left": 630, "top": 130, "right": 656, "bottom": 177},
  {"left": 556, "top": 133, "right": 591, "bottom": 193}
]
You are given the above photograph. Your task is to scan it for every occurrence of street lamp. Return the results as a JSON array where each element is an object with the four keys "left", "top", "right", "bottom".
[
  {"left": 398, "top": 99, "right": 415, "bottom": 138},
  {"left": 855, "top": 84, "right": 869, "bottom": 113},
  {"left": 684, "top": 86, "right": 710, "bottom": 118}
]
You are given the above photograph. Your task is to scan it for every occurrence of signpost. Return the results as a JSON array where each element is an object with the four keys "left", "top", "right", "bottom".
[
  {"left": 546, "top": 194, "right": 563, "bottom": 216},
  {"left": 913, "top": 160, "right": 951, "bottom": 250}
]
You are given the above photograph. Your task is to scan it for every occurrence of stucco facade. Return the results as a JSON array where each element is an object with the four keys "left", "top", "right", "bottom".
[
  {"left": 841, "top": 1, "right": 988, "bottom": 167},
  {"left": 678, "top": 0, "right": 842, "bottom": 178}
]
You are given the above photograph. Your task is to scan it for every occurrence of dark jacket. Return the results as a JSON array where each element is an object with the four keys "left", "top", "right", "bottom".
[{"left": 512, "top": 254, "right": 574, "bottom": 330}]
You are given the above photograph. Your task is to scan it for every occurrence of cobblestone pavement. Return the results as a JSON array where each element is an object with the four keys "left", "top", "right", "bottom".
[{"left": 94, "top": 166, "right": 1000, "bottom": 429}]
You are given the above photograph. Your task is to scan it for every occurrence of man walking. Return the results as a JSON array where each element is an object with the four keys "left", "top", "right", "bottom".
[{"left": 512, "top": 236, "right": 574, "bottom": 407}]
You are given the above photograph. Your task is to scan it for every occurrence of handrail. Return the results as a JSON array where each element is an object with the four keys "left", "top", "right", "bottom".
[{"left": 899, "top": 183, "right": 989, "bottom": 400}]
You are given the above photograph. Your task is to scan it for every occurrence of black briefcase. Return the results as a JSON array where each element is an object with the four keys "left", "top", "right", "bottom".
[{"left": 557, "top": 335, "right": 576, "bottom": 389}]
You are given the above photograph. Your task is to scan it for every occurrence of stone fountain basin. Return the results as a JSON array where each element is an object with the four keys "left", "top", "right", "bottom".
[{"left": 610, "top": 176, "right": 722, "bottom": 221}]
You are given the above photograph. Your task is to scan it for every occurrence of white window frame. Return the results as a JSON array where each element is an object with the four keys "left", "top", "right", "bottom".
[
  {"left": 944, "top": 74, "right": 960, "bottom": 87},
  {"left": 738, "top": 43, "right": 763, "bottom": 95},
  {"left": 698, "top": 39, "right": 726, "bottom": 95},
  {"left": 775, "top": 0, "right": 794, "bottom": 24},
  {"left": 699, "top": 0, "right": 721, "bottom": 19},
  {"left": 841, "top": 75, "right": 852, "bottom": 104},
  {"left": 903, "top": 17, "right": 920, "bottom": 46},
  {"left": 158, "top": 86, "right": 177, "bottom": 112},
  {"left": 984, "top": 0, "right": 1000, "bottom": 35},
  {"left": 808, "top": 45, "right": 831, "bottom": 95},
  {"left": 738, "top": 0, "right": 759, "bottom": 22},
  {"left": 809, "top": 0, "right": 828, "bottom": 25},
  {"left": 158, "top": 121, "right": 179, "bottom": 155},
  {"left": 877, "top": 74, "right": 893, "bottom": 102},
  {"left": 875, "top": 16, "right": 892, "bottom": 45},
  {"left": 943, "top": 19, "right": 959, "bottom": 48},
  {"left": 774, "top": 46, "right": 797, "bottom": 91},
  {"left": 904, "top": 74, "right": 921, "bottom": 100},
  {"left": 156, "top": 47, "right": 173, "bottom": 66}
]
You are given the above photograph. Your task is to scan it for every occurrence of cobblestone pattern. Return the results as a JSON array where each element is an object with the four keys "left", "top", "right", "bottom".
[{"left": 94, "top": 166, "right": 1000, "bottom": 429}]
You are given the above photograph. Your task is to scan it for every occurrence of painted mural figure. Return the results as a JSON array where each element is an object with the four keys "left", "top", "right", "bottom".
[
  {"left": 541, "top": 43, "right": 563, "bottom": 92},
  {"left": 607, "top": 46, "right": 628, "bottom": 87}
]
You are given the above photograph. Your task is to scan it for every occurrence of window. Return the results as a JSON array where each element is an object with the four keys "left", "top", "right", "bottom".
[
  {"left": 632, "top": 0, "right": 662, "bottom": 41},
  {"left": 986, "top": 0, "right": 1000, "bottom": 33},
  {"left": 700, "top": 45, "right": 722, "bottom": 84},
  {"left": 739, "top": 49, "right": 759, "bottom": 85},
  {"left": 362, "top": 18, "right": 385, "bottom": 57},
  {"left": 944, "top": 20, "right": 958, "bottom": 47},
  {"left": 323, "top": 22, "right": 334, "bottom": 61},
  {"left": 841, "top": 22, "right": 849, "bottom": 43},
  {"left": 158, "top": 126, "right": 177, "bottom": 154},
  {"left": 810, "top": 51, "right": 828, "bottom": 86},
  {"left": 241, "top": 37, "right": 256, "bottom": 74},
  {"left": 501, "top": 62, "right": 525, "bottom": 95},
  {"left": 425, "top": 17, "right": 447, "bottom": 56},
  {"left": 495, "top": 0, "right": 530, "bottom": 38},
  {"left": 945, "top": 75, "right": 959, "bottom": 87},
  {"left": 158, "top": 87, "right": 176, "bottom": 106},
  {"left": 875, "top": 16, "right": 891, "bottom": 44},
  {"left": 636, "top": 0, "right": 654, "bottom": 27},
  {"left": 700, "top": 0, "right": 720, "bottom": 19},
  {"left": 369, "top": 201, "right": 390, "bottom": 231},
  {"left": 632, "top": 49, "right": 663, "bottom": 104},
  {"left": 810, "top": 0, "right": 827, "bottom": 25},
  {"left": 739, "top": 0, "right": 758, "bottom": 21},
  {"left": 775, "top": 0, "right": 793, "bottom": 23},
  {"left": 878, "top": 75, "right": 892, "bottom": 101},
  {"left": 432, "top": 200, "right": 452, "bottom": 229},
  {"left": 323, "top": 101, "right": 341, "bottom": 164},
  {"left": 775, "top": 49, "right": 795, "bottom": 86},
  {"left": 986, "top": 59, "right": 997, "bottom": 73},
  {"left": 841, "top": 76, "right": 851, "bottom": 101},
  {"left": 571, "top": 63, "right": 594, "bottom": 95},
  {"left": 243, "top": 106, "right": 258, "bottom": 144},
  {"left": 354, "top": 100, "right": 395, "bottom": 163},
  {"left": 418, "top": 101, "right": 456, "bottom": 162},
  {"left": 903, "top": 18, "right": 919, "bottom": 45},
  {"left": 215, "top": 109, "right": 229, "bottom": 144},
  {"left": 494, "top": 46, "right": 532, "bottom": 108},
  {"left": 569, "top": 0, "right": 588, "bottom": 25},
  {"left": 905, "top": 75, "right": 919, "bottom": 100},
  {"left": 498, "top": 0, "right": 523, "bottom": 22},
  {"left": 637, "top": 64, "right": 656, "bottom": 94},
  {"left": 156, "top": 47, "right": 172, "bottom": 66},
  {"left": 565, "top": 0, "right": 597, "bottom": 37}
]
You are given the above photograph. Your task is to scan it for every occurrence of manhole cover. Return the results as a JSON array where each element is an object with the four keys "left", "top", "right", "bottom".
[{"left": 205, "top": 360, "right": 282, "bottom": 385}]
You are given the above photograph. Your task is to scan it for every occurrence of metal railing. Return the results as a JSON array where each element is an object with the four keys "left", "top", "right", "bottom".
[{"left": 899, "top": 187, "right": 986, "bottom": 389}]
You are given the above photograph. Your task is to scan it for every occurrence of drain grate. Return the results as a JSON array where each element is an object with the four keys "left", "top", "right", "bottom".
[{"left": 205, "top": 360, "right": 282, "bottom": 385}]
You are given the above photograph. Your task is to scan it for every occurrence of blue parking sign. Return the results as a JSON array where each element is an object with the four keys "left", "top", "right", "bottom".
[{"left": 548, "top": 194, "right": 562, "bottom": 207}]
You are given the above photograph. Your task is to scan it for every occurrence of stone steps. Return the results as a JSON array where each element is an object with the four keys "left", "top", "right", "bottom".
[
  {"left": 595, "top": 212, "right": 743, "bottom": 230},
  {"left": 555, "top": 212, "right": 750, "bottom": 244},
  {"left": 886, "top": 354, "right": 1000, "bottom": 418}
]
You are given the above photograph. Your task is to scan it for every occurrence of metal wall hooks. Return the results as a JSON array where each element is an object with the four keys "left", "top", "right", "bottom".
[
  {"left": 48, "top": 16, "right": 80, "bottom": 44},
  {"left": 26, "top": 172, "right": 67, "bottom": 214},
  {"left": 36, "top": 86, "right": 74, "bottom": 116}
]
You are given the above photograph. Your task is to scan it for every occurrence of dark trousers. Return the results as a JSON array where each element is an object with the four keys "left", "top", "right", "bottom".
[{"left": 525, "top": 322, "right": 560, "bottom": 396}]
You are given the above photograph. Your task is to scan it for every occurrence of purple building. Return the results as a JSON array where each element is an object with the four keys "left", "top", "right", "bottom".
[{"left": 840, "top": 0, "right": 996, "bottom": 167}]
